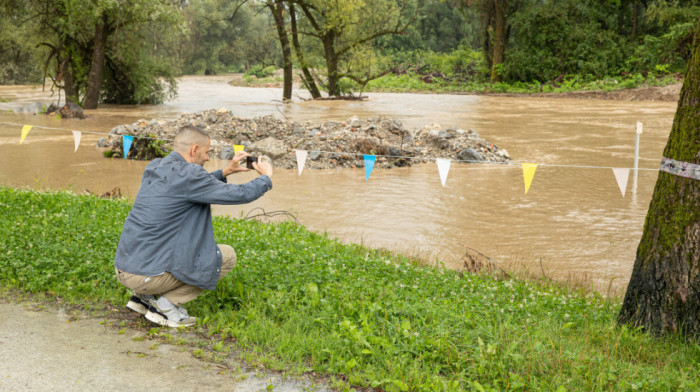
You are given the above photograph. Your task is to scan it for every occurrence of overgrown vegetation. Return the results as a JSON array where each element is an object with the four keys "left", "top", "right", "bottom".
[
  {"left": 1, "top": 187, "right": 698, "bottom": 391},
  {"left": 2, "top": 1, "right": 696, "bottom": 99}
]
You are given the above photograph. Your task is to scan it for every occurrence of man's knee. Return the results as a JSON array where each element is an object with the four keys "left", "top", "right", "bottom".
[{"left": 218, "top": 244, "right": 237, "bottom": 275}]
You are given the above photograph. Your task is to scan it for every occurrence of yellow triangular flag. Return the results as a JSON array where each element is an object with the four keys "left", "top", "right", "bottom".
[
  {"left": 522, "top": 163, "right": 538, "bottom": 194},
  {"left": 233, "top": 144, "right": 244, "bottom": 164},
  {"left": 72, "top": 130, "right": 81, "bottom": 152},
  {"left": 20, "top": 125, "right": 33, "bottom": 144}
]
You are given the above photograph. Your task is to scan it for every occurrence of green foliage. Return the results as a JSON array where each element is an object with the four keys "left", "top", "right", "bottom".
[
  {"left": 502, "top": 0, "right": 628, "bottom": 82},
  {"left": 1, "top": 188, "right": 699, "bottom": 391},
  {"left": 182, "top": 0, "right": 280, "bottom": 75},
  {"left": 244, "top": 64, "right": 276, "bottom": 79},
  {"left": 627, "top": 20, "right": 699, "bottom": 74},
  {"left": 379, "top": 1, "right": 477, "bottom": 52},
  {"left": 0, "top": 2, "right": 44, "bottom": 84},
  {"left": 11, "top": 0, "right": 185, "bottom": 105},
  {"left": 388, "top": 47, "right": 487, "bottom": 80}
]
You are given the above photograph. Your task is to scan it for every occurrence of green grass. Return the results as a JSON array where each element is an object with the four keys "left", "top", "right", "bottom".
[
  {"left": 363, "top": 73, "right": 680, "bottom": 95},
  {"left": 1, "top": 187, "right": 698, "bottom": 391}
]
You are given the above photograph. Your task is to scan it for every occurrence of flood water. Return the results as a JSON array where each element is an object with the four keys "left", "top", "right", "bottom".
[{"left": 0, "top": 75, "right": 677, "bottom": 293}]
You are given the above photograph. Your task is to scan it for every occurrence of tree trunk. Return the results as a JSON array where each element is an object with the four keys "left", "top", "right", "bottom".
[
  {"left": 84, "top": 14, "right": 108, "bottom": 109},
  {"left": 481, "top": 1, "right": 494, "bottom": 72},
  {"left": 63, "top": 63, "right": 78, "bottom": 104},
  {"left": 289, "top": 3, "right": 321, "bottom": 99},
  {"left": 490, "top": 0, "right": 507, "bottom": 83},
  {"left": 323, "top": 31, "right": 340, "bottom": 97},
  {"left": 60, "top": 53, "right": 78, "bottom": 104},
  {"left": 618, "top": 20, "right": 700, "bottom": 337},
  {"left": 632, "top": 0, "right": 638, "bottom": 38},
  {"left": 268, "top": 1, "right": 293, "bottom": 101}
]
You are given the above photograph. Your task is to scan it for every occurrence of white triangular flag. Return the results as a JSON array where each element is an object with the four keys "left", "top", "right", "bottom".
[
  {"left": 436, "top": 158, "right": 451, "bottom": 187},
  {"left": 295, "top": 150, "right": 308, "bottom": 176},
  {"left": 71, "top": 130, "right": 81, "bottom": 152},
  {"left": 612, "top": 168, "right": 630, "bottom": 197}
]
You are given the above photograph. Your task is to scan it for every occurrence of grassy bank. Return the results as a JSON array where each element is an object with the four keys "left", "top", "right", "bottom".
[
  {"left": 362, "top": 73, "right": 681, "bottom": 95},
  {"left": 1, "top": 187, "right": 698, "bottom": 391},
  {"left": 229, "top": 71, "right": 681, "bottom": 96}
]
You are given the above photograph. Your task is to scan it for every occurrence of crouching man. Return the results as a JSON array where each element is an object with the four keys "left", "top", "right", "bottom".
[{"left": 114, "top": 125, "right": 272, "bottom": 327}]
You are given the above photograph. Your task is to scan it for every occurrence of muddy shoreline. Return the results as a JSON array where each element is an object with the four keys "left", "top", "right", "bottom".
[{"left": 229, "top": 72, "right": 683, "bottom": 103}]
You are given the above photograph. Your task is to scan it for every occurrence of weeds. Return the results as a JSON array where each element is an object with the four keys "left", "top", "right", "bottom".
[
  {"left": 364, "top": 73, "right": 680, "bottom": 95},
  {"left": 0, "top": 187, "right": 698, "bottom": 391}
]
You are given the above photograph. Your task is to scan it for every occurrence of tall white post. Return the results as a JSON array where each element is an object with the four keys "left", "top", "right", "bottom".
[{"left": 633, "top": 121, "right": 642, "bottom": 195}]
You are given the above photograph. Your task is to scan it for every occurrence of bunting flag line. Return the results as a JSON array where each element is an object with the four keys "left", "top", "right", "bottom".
[
  {"left": 71, "top": 130, "right": 81, "bottom": 152},
  {"left": 363, "top": 155, "right": 376, "bottom": 181},
  {"left": 436, "top": 158, "right": 451, "bottom": 187},
  {"left": 612, "top": 168, "right": 630, "bottom": 197},
  {"left": 660, "top": 157, "right": 700, "bottom": 180},
  {"left": 522, "top": 163, "right": 538, "bottom": 194},
  {"left": 295, "top": 150, "right": 308, "bottom": 176},
  {"left": 5, "top": 122, "right": 679, "bottom": 198},
  {"left": 122, "top": 135, "right": 133, "bottom": 159},
  {"left": 233, "top": 144, "right": 245, "bottom": 164},
  {"left": 20, "top": 125, "right": 33, "bottom": 144}
]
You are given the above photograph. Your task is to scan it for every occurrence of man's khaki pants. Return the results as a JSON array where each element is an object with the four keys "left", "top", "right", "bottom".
[{"left": 115, "top": 244, "right": 237, "bottom": 306}]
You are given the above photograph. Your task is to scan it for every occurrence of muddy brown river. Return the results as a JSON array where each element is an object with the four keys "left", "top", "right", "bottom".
[{"left": 0, "top": 75, "right": 677, "bottom": 293}]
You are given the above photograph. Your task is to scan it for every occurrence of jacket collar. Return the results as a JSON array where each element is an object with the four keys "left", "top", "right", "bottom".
[{"left": 167, "top": 151, "right": 186, "bottom": 163}]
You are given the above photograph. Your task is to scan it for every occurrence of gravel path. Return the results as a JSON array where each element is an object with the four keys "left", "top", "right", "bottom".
[{"left": 0, "top": 301, "right": 325, "bottom": 392}]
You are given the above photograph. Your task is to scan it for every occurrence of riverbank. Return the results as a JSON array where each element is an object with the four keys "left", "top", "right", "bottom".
[
  {"left": 228, "top": 72, "right": 683, "bottom": 102},
  {"left": 2, "top": 187, "right": 697, "bottom": 391}
]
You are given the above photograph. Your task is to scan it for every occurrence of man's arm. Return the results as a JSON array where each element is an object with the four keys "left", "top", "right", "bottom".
[{"left": 188, "top": 170, "right": 272, "bottom": 205}]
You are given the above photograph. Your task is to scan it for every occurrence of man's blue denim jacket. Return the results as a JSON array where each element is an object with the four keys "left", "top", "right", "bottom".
[{"left": 114, "top": 152, "right": 272, "bottom": 290}]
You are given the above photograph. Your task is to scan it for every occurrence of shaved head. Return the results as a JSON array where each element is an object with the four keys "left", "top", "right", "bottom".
[{"left": 174, "top": 126, "right": 210, "bottom": 154}]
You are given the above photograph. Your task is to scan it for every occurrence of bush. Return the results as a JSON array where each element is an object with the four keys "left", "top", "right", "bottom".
[{"left": 244, "top": 64, "right": 276, "bottom": 78}]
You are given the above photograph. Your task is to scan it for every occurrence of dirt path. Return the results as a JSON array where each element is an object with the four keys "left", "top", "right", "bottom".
[{"left": 0, "top": 301, "right": 326, "bottom": 392}]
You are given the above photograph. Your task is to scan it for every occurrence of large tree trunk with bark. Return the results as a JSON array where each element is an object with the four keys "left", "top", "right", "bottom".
[
  {"left": 490, "top": 0, "right": 507, "bottom": 83},
  {"left": 322, "top": 31, "right": 340, "bottom": 97},
  {"left": 289, "top": 3, "right": 321, "bottom": 99},
  {"left": 618, "top": 20, "right": 700, "bottom": 337},
  {"left": 61, "top": 54, "right": 78, "bottom": 104},
  {"left": 84, "top": 15, "right": 108, "bottom": 109},
  {"left": 268, "top": 1, "right": 293, "bottom": 101}
]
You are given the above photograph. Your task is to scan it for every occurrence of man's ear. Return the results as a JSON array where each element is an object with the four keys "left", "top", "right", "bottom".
[{"left": 189, "top": 144, "right": 199, "bottom": 158}]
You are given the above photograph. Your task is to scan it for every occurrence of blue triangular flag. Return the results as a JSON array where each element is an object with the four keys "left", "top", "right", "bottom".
[
  {"left": 123, "top": 135, "right": 133, "bottom": 159},
  {"left": 363, "top": 154, "right": 375, "bottom": 181}
]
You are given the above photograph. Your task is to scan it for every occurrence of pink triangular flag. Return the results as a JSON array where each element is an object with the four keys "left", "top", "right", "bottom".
[
  {"left": 436, "top": 158, "right": 451, "bottom": 187},
  {"left": 72, "top": 130, "right": 81, "bottom": 152},
  {"left": 295, "top": 150, "right": 308, "bottom": 176},
  {"left": 612, "top": 168, "right": 630, "bottom": 197}
]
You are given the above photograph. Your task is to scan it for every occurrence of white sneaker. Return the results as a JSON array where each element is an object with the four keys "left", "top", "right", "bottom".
[
  {"left": 126, "top": 292, "right": 156, "bottom": 315},
  {"left": 145, "top": 302, "right": 197, "bottom": 328}
]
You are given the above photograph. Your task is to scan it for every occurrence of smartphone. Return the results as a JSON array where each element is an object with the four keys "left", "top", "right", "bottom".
[{"left": 246, "top": 155, "right": 259, "bottom": 169}]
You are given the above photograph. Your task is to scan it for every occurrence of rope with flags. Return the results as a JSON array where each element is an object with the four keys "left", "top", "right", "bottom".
[{"left": 4, "top": 121, "right": 695, "bottom": 197}]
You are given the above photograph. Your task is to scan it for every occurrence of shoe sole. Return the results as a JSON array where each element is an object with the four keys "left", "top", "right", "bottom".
[
  {"left": 145, "top": 309, "right": 196, "bottom": 328},
  {"left": 126, "top": 300, "right": 148, "bottom": 315}
]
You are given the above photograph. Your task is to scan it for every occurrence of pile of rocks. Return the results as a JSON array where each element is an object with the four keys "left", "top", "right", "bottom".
[{"left": 101, "top": 108, "right": 511, "bottom": 169}]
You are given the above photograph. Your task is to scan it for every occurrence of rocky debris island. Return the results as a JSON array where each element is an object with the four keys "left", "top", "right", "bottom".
[{"left": 102, "top": 108, "right": 511, "bottom": 169}]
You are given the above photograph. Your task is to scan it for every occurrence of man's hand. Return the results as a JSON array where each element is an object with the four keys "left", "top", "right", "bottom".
[
  {"left": 222, "top": 151, "right": 250, "bottom": 177},
  {"left": 253, "top": 157, "right": 273, "bottom": 177}
]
